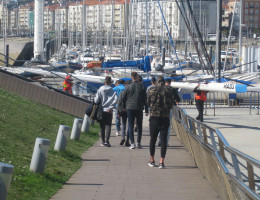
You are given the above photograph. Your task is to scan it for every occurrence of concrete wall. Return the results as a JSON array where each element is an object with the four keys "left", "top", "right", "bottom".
[{"left": 0, "top": 68, "right": 90, "bottom": 118}]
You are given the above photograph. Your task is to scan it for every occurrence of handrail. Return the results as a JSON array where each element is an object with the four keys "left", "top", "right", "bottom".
[{"left": 172, "top": 106, "right": 260, "bottom": 199}]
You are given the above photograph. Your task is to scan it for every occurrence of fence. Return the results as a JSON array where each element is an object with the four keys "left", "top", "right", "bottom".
[
  {"left": 172, "top": 106, "right": 260, "bottom": 200},
  {"left": 179, "top": 91, "right": 260, "bottom": 115}
]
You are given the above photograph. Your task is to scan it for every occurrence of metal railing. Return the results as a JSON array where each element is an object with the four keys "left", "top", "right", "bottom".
[{"left": 172, "top": 106, "right": 260, "bottom": 200}]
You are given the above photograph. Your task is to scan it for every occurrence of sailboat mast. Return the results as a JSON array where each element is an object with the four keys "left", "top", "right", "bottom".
[
  {"left": 238, "top": 0, "right": 243, "bottom": 71},
  {"left": 215, "top": 0, "right": 222, "bottom": 82},
  {"left": 145, "top": 0, "right": 148, "bottom": 56}
]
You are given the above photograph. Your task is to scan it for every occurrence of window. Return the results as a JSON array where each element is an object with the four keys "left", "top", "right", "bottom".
[
  {"left": 245, "top": 2, "right": 248, "bottom": 8},
  {"left": 245, "top": 9, "right": 248, "bottom": 14},
  {"left": 256, "top": 10, "right": 259, "bottom": 15},
  {"left": 250, "top": 2, "right": 254, "bottom": 8},
  {"left": 256, "top": 2, "right": 259, "bottom": 8},
  {"left": 250, "top": 9, "right": 254, "bottom": 15}
]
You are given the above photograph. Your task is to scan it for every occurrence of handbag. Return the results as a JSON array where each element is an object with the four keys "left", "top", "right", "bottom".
[{"left": 85, "top": 101, "right": 95, "bottom": 117}]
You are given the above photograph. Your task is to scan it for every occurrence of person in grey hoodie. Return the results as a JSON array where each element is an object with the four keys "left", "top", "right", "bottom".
[{"left": 94, "top": 76, "right": 117, "bottom": 147}]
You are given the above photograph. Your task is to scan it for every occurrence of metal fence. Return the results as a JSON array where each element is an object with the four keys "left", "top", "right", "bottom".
[
  {"left": 178, "top": 91, "right": 260, "bottom": 115},
  {"left": 172, "top": 106, "right": 260, "bottom": 200}
]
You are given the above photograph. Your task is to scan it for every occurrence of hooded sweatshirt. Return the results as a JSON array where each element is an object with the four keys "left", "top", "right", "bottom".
[{"left": 94, "top": 85, "right": 117, "bottom": 112}]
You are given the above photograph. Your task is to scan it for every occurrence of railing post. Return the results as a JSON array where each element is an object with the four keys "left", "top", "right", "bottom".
[
  {"left": 30, "top": 138, "right": 50, "bottom": 173},
  {"left": 209, "top": 130, "right": 217, "bottom": 151},
  {"left": 247, "top": 162, "right": 255, "bottom": 191},
  {"left": 70, "top": 118, "right": 83, "bottom": 140},
  {"left": 81, "top": 114, "right": 91, "bottom": 133},
  {"left": 231, "top": 153, "right": 242, "bottom": 181},
  {"left": 54, "top": 125, "right": 70, "bottom": 151},
  {"left": 5, "top": 45, "right": 9, "bottom": 67},
  {"left": 202, "top": 127, "right": 208, "bottom": 144},
  {"left": 0, "top": 162, "right": 14, "bottom": 200}
]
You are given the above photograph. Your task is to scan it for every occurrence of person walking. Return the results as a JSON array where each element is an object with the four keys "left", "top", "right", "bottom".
[
  {"left": 94, "top": 76, "right": 117, "bottom": 147},
  {"left": 146, "top": 76, "right": 156, "bottom": 93},
  {"left": 119, "top": 72, "right": 148, "bottom": 149},
  {"left": 147, "top": 76, "right": 175, "bottom": 169},
  {"left": 63, "top": 75, "right": 73, "bottom": 94},
  {"left": 193, "top": 83, "right": 207, "bottom": 122},
  {"left": 113, "top": 79, "right": 125, "bottom": 136}
]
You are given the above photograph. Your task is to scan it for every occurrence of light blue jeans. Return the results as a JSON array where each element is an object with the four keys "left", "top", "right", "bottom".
[{"left": 115, "top": 109, "right": 121, "bottom": 131}]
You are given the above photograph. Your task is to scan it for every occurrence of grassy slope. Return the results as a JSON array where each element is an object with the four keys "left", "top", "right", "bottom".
[{"left": 0, "top": 89, "right": 99, "bottom": 200}]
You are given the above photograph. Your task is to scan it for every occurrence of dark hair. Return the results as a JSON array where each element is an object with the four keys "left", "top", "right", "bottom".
[
  {"left": 118, "top": 79, "right": 125, "bottom": 84},
  {"left": 105, "top": 76, "right": 112, "bottom": 85},
  {"left": 165, "top": 78, "right": 171, "bottom": 84},
  {"left": 151, "top": 76, "right": 156, "bottom": 84},
  {"left": 131, "top": 72, "right": 138, "bottom": 80},
  {"left": 138, "top": 74, "right": 143, "bottom": 83},
  {"left": 115, "top": 80, "right": 120, "bottom": 85},
  {"left": 157, "top": 76, "right": 165, "bottom": 85}
]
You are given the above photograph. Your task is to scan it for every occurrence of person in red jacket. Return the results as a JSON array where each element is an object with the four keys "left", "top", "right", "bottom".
[
  {"left": 63, "top": 75, "right": 73, "bottom": 94},
  {"left": 193, "top": 83, "right": 207, "bottom": 122}
]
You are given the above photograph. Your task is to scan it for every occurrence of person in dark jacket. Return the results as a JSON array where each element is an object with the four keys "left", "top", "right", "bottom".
[
  {"left": 147, "top": 76, "right": 175, "bottom": 169},
  {"left": 158, "top": 78, "right": 181, "bottom": 146},
  {"left": 193, "top": 83, "right": 207, "bottom": 122},
  {"left": 119, "top": 72, "right": 148, "bottom": 149}
]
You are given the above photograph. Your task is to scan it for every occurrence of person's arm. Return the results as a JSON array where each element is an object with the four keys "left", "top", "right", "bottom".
[
  {"left": 143, "top": 88, "right": 149, "bottom": 115},
  {"left": 193, "top": 83, "right": 201, "bottom": 95},
  {"left": 94, "top": 90, "right": 101, "bottom": 104}
]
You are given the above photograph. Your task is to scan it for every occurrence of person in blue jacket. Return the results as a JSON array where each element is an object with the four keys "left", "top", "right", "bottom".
[{"left": 113, "top": 79, "right": 125, "bottom": 136}]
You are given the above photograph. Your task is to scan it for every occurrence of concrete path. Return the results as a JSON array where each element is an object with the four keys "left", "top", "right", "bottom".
[{"left": 50, "top": 115, "right": 219, "bottom": 200}]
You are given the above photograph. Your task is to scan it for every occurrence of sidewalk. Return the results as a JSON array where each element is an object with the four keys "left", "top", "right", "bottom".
[{"left": 50, "top": 115, "right": 219, "bottom": 200}]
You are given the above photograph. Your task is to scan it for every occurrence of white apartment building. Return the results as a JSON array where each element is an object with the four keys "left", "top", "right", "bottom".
[
  {"left": 54, "top": 7, "right": 68, "bottom": 31},
  {"left": 18, "top": 6, "right": 31, "bottom": 29}
]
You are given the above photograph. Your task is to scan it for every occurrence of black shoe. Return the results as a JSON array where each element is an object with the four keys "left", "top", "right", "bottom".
[
  {"left": 125, "top": 141, "right": 130, "bottom": 147},
  {"left": 120, "top": 139, "right": 125, "bottom": 145},
  {"left": 105, "top": 142, "right": 111, "bottom": 147},
  {"left": 196, "top": 116, "right": 200, "bottom": 120}
]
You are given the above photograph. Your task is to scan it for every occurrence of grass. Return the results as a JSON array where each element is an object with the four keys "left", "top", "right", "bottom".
[{"left": 0, "top": 88, "right": 99, "bottom": 200}]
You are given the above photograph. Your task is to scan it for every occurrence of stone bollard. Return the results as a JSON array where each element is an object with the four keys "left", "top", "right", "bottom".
[
  {"left": 30, "top": 138, "right": 50, "bottom": 173},
  {"left": 70, "top": 118, "right": 83, "bottom": 140},
  {"left": 81, "top": 114, "right": 90, "bottom": 133},
  {"left": 0, "top": 162, "right": 14, "bottom": 200},
  {"left": 54, "top": 125, "right": 70, "bottom": 151}
]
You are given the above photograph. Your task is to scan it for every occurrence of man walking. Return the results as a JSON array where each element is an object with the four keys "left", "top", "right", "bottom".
[
  {"left": 147, "top": 76, "right": 174, "bottom": 168},
  {"left": 193, "top": 83, "right": 207, "bottom": 122},
  {"left": 94, "top": 76, "right": 117, "bottom": 147},
  {"left": 113, "top": 79, "right": 125, "bottom": 136},
  {"left": 119, "top": 72, "right": 148, "bottom": 149}
]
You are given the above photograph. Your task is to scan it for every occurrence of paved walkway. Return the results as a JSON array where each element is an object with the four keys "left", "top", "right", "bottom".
[{"left": 50, "top": 115, "right": 219, "bottom": 200}]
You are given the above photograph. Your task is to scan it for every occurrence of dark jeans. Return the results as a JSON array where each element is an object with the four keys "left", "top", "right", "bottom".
[
  {"left": 195, "top": 100, "right": 204, "bottom": 122},
  {"left": 127, "top": 109, "right": 143, "bottom": 144},
  {"left": 149, "top": 117, "right": 169, "bottom": 158},
  {"left": 120, "top": 111, "right": 129, "bottom": 141},
  {"left": 99, "top": 112, "right": 113, "bottom": 143}
]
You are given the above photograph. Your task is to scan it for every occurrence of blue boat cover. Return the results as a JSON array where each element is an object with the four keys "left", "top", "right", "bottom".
[{"left": 101, "top": 56, "right": 151, "bottom": 72}]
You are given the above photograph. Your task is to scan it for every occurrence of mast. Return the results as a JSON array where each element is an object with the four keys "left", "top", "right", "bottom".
[
  {"left": 215, "top": 0, "right": 222, "bottom": 82},
  {"left": 82, "top": 1, "right": 86, "bottom": 50},
  {"left": 34, "top": 0, "right": 44, "bottom": 60},
  {"left": 238, "top": 0, "right": 243, "bottom": 72},
  {"left": 145, "top": 0, "right": 148, "bottom": 56}
]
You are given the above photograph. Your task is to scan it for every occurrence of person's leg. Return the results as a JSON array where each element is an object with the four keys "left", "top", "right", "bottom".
[
  {"left": 195, "top": 100, "right": 200, "bottom": 120},
  {"left": 149, "top": 117, "right": 159, "bottom": 162},
  {"left": 99, "top": 112, "right": 106, "bottom": 144},
  {"left": 160, "top": 117, "right": 170, "bottom": 163},
  {"left": 120, "top": 112, "right": 127, "bottom": 145},
  {"left": 115, "top": 109, "right": 120, "bottom": 135},
  {"left": 197, "top": 100, "right": 204, "bottom": 122},
  {"left": 127, "top": 110, "right": 135, "bottom": 144},
  {"left": 136, "top": 110, "right": 143, "bottom": 145},
  {"left": 104, "top": 112, "right": 113, "bottom": 145}
]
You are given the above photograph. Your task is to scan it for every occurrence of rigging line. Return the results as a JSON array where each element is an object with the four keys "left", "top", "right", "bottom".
[
  {"left": 184, "top": 0, "right": 215, "bottom": 75},
  {"left": 156, "top": 0, "right": 182, "bottom": 69},
  {"left": 223, "top": 0, "right": 238, "bottom": 74},
  {"left": 176, "top": 0, "right": 208, "bottom": 74}
]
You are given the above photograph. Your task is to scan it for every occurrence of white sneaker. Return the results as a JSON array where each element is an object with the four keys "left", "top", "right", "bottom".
[
  {"left": 129, "top": 143, "right": 136, "bottom": 149},
  {"left": 116, "top": 131, "right": 120, "bottom": 136}
]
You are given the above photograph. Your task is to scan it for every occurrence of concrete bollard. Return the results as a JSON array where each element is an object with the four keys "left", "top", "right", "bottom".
[
  {"left": 30, "top": 138, "right": 50, "bottom": 173},
  {"left": 54, "top": 125, "right": 70, "bottom": 151},
  {"left": 81, "top": 114, "right": 90, "bottom": 133},
  {"left": 70, "top": 118, "right": 83, "bottom": 140},
  {"left": 0, "top": 162, "right": 14, "bottom": 200}
]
